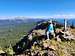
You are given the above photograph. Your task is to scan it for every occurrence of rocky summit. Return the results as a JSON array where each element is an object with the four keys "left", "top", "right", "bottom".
[{"left": 8, "top": 21, "right": 75, "bottom": 56}]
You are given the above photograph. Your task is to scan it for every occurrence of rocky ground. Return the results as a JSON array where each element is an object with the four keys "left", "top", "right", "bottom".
[{"left": 15, "top": 38, "right": 75, "bottom": 56}]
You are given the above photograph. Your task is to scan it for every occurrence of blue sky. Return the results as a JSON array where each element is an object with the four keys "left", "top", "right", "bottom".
[{"left": 0, "top": 0, "right": 75, "bottom": 18}]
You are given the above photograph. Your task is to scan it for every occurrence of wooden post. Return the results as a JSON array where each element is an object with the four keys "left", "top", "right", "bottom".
[{"left": 64, "top": 19, "right": 67, "bottom": 31}]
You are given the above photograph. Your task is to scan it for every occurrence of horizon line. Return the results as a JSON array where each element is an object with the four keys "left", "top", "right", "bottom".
[{"left": 0, "top": 14, "right": 75, "bottom": 19}]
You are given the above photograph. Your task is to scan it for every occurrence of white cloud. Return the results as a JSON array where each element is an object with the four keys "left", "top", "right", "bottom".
[
  {"left": 0, "top": 14, "right": 75, "bottom": 19},
  {"left": 51, "top": 14, "right": 75, "bottom": 19}
]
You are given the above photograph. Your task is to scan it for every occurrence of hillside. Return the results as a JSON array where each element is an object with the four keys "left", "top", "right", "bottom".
[{"left": 0, "top": 19, "right": 36, "bottom": 47}]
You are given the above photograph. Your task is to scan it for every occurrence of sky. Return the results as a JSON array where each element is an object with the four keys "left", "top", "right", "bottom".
[{"left": 0, "top": 0, "right": 75, "bottom": 18}]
